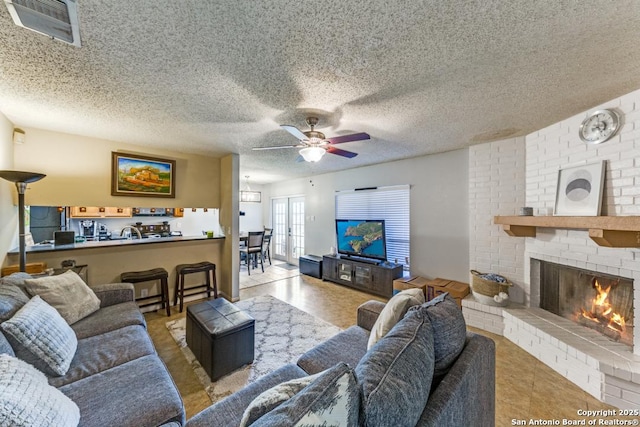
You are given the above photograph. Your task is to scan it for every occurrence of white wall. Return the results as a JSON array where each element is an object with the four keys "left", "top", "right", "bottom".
[
  {"left": 0, "top": 113, "right": 17, "bottom": 261},
  {"left": 264, "top": 149, "right": 470, "bottom": 282},
  {"left": 239, "top": 183, "right": 265, "bottom": 232}
]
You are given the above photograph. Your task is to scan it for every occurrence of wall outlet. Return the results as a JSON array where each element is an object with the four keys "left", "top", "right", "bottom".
[{"left": 140, "top": 289, "right": 148, "bottom": 298}]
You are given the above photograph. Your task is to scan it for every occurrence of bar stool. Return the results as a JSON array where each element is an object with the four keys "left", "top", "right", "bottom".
[
  {"left": 174, "top": 262, "right": 218, "bottom": 313},
  {"left": 120, "top": 268, "right": 170, "bottom": 316}
]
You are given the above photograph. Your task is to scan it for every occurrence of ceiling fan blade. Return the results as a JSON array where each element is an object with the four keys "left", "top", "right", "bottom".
[
  {"left": 252, "top": 144, "right": 303, "bottom": 150},
  {"left": 281, "top": 125, "right": 309, "bottom": 141},
  {"left": 327, "top": 146, "right": 358, "bottom": 158},
  {"left": 326, "top": 132, "right": 370, "bottom": 145}
]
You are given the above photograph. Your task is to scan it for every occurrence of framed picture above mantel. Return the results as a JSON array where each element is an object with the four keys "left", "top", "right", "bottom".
[
  {"left": 111, "top": 152, "right": 176, "bottom": 198},
  {"left": 554, "top": 160, "right": 605, "bottom": 216}
]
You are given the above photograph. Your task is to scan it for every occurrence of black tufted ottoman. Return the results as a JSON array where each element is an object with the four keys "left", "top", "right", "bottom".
[{"left": 186, "top": 298, "right": 255, "bottom": 381}]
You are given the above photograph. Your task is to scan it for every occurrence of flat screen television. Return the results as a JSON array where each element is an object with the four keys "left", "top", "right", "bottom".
[{"left": 335, "top": 219, "right": 387, "bottom": 261}]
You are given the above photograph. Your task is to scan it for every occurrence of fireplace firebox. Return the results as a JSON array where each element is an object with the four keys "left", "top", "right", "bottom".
[{"left": 539, "top": 261, "right": 634, "bottom": 347}]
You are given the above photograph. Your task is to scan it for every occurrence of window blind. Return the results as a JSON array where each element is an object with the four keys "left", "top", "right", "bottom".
[{"left": 335, "top": 185, "right": 410, "bottom": 265}]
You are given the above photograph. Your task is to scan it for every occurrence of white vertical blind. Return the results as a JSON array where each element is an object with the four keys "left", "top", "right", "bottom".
[{"left": 335, "top": 185, "right": 410, "bottom": 264}]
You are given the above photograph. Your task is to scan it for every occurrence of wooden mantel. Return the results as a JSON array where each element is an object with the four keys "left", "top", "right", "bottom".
[{"left": 493, "top": 216, "right": 640, "bottom": 248}]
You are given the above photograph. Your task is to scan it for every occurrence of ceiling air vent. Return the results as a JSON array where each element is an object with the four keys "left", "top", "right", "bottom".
[{"left": 4, "top": 0, "right": 81, "bottom": 47}]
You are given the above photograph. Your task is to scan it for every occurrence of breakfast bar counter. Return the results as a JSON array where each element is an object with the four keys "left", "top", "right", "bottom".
[
  {"left": 5, "top": 236, "right": 225, "bottom": 307},
  {"left": 9, "top": 235, "right": 225, "bottom": 254}
]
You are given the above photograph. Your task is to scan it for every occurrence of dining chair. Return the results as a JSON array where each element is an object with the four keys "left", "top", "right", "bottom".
[
  {"left": 239, "top": 231, "right": 264, "bottom": 275},
  {"left": 262, "top": 228, "right": 273, "bottom": 265}
]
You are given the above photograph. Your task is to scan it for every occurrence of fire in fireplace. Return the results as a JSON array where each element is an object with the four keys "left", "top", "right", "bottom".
[
  {"left": 579, "top": 278, "right": 628, "bottom": 341},
  {"left": 539, "top": 261, "right": 634, "bottom": 347}
]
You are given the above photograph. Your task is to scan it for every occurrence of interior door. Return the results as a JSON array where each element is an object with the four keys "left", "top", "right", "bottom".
[{"left": 271, "top": 196, "right": 305, "bottom": 265}]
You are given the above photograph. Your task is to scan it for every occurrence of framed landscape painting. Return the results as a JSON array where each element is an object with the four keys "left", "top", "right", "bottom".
[{"left": 111, "top": 152, "right": 176, "bottom": 198}]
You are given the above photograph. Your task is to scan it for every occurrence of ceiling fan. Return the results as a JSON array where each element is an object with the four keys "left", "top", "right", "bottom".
[{"left": 253, "top": 117, "right": 370, "bottom": 162}]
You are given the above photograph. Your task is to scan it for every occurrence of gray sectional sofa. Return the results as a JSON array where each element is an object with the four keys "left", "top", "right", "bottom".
[
  {"left": 0, "top": 273, "right": 185, "bottom": 427},
  {"left": 187, "top": 294, "right": 496, "bottom": 427}
]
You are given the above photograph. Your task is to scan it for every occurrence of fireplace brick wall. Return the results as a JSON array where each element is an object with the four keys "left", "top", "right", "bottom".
[
  {"left": 468, "top": 137, "right": 526, "bottom": 304},
  {"left": 467, "top": 88, "right": 640, "bottom": 407},
  {"left": 524, "top": 89, "right": 640, "bottom": 356}
]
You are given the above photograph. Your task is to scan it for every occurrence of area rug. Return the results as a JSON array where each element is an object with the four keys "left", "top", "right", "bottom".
[{"left": 166, "top": 295, "right": 342, "bottom": 404}]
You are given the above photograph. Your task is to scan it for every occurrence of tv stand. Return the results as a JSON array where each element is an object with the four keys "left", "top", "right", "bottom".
[
  {"left": 337, "top": 255, "right": 380, "bottom": 265},
  {"left": 322, "top": 255, "right": 403, "bottom": 298}
]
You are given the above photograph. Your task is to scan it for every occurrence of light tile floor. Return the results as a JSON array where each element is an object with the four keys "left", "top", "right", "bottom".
[
  {"left": 145, "top": 274, "right": 628, "bottom": 424},
  {"left": 239, "top": 259, "right": 300, "bottom": 289}
]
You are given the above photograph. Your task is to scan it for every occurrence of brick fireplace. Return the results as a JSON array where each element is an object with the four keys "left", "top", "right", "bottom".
[
  {"left": 467, "top": 88, "right": 640, "bottom": 408},
  {"left": 538, "top": 260, "right": 633, "bottom": 348}
]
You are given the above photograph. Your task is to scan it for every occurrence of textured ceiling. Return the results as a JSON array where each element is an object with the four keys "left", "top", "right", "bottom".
[{"left": 2, "top": 1, "right": 640, "bottom": 183}]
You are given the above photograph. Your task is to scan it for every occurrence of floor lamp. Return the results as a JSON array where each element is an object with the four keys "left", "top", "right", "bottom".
[{"left": 0, "top": 170, "right": 46, "bottom": 272}]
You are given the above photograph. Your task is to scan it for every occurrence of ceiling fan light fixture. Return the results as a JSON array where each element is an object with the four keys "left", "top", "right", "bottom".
[{"left": 299, "top": 146, "right": 325, "bottom": 162}]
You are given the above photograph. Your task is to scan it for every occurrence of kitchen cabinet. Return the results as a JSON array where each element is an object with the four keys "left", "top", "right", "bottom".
[
  {"left": 322, "top": 255, "right": 403, "bottom": 298},
  {"left": 70, "top": 207, "right": 132, "bottom": 218}
]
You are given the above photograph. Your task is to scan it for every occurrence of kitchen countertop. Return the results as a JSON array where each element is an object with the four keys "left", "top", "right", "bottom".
[{"left": 9, "top": 235, "right": 225, "bottom": 254}]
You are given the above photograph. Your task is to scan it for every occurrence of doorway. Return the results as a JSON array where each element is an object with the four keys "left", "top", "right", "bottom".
[{"left": 271, "top": 196, "right": 305, "bottom": 266}]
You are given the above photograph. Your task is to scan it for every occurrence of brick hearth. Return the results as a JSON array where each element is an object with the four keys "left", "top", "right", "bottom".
[{"left": 463, "top": 297, "right": 640, "bottom": 408}]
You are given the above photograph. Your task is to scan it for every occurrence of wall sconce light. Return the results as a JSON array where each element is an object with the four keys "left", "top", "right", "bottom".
[{"left": 13, "top": 129, "right": 25, "bottom": 145}]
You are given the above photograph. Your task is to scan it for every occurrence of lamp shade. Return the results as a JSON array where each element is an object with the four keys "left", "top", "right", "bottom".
[
  {"left": 299, "top": 146, "right": 326, "bottom": 162},
  {"left": 0, "top": 170, "right": 46, "bottom": 184}
]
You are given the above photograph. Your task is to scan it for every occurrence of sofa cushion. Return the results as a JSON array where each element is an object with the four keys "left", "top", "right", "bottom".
[
  {"left": 24, "top": 270, "right": 101, "bottom": 325},
  {"left": 71, "top": 301, "right": 146, "bottom": 339},
  {"left": 49, "top": 324, "right": 156, "bottom": 388},
  {"left": 59, "top": 354, "right": 185, "bottom": 427},
  {"left": 0, "top": 353, "right": 80, "bottom": 427},
  {"left": 356, "top": 308, "right": 435, "bottom": 427},
  {"left": 89, "top": 282, "right": 135, "bottom": 307},
  {"left": 240, "top": 370, "right": 324, "bottom": 426},
  {"left": 1, "top": 296, "right": 77, "bottom": 376},
  {"left": 251, "top": 362, "right": 360, "bottom": 427},
  {"left": 186, "top": 364, "right": 308, "bottom": 427},
  {"left": 0, "top": 272, "right": 32, "bottom": 292},
  {"left": 0, "top": 283, "right": 30, "bottom": 322},
  {"left": 410, "top": 292, "right": 466, "bottom": 385},
  {"left": 297, "top": 325, "right": 369, "bottom": 374},
  {"left": 367, "top": 288, "right": 424, "bottom": 349}
]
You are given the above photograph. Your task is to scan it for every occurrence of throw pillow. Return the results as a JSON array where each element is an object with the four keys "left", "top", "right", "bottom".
[
  {"left": 1, "top": 295, "right": 78, "bottom": 376},
  {"left": 0, "top": 353, "right": 80, "bottom": 426},
  {"left": 0, "top": 272, "right": 32, "bottom": 292},
  {"left": 409, "top": 292, "right": 467, "bottom": 385},
  {"left": 0, "top": 284, "right": 30, "bottom": 322},
  {"left": 24, "top": 270, "right": 100, "bottom": 325},
  {"left": 240, "top": 370, "right": 324, "bottom": 427},
  {"left": 251, "top": 362, "right": 360, "bottom": 427},
  {"left": 356, "top": 308, "right": 435, "bottom": 427},
  {"left": 0, "top": 332, "right": 14, "bottom": 357},
  {"left": 367, "top": 288, "right": 425, "bottom": 350}
]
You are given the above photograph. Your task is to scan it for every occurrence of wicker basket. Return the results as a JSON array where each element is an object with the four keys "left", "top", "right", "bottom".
[{"left": 470, "top": 270, "right": 512, "bottom": 297}]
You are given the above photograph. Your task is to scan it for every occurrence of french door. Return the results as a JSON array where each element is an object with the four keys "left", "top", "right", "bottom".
[{"left": 271, "top": 196, "right": 305, "bottom": 265}]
